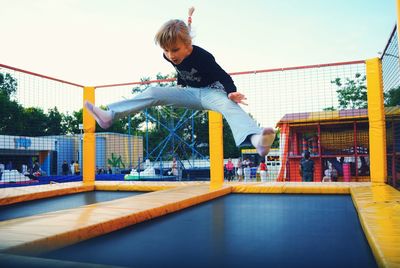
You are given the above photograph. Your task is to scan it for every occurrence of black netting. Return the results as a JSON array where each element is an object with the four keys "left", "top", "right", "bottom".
[{"left": 382, "top": 26, "right": 400, "bottom": 188}]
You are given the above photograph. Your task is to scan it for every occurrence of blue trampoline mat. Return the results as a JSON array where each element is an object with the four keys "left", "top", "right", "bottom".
[
  {"left": 0, "top": 191, "right": 141, "bottom": 221},
  {"left": 40, "top": 194, "right": 377, "bottom": 268}
]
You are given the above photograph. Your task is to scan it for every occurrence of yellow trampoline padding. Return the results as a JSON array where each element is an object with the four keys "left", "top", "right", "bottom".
[
  {"left": 351, "top": 185, "right": 400, "bottom": 268},
  {"left": 94, "top": 181, "right": 210, "bottom": 192},
  {"left": 232, "top": 182, "right": 371, "bottom": 194},
  {"left": 0, "top": 182, "right": 94, "bottom": 206},
  {"left": 0, "top": 185, "right": 231, "bottom": 256}
]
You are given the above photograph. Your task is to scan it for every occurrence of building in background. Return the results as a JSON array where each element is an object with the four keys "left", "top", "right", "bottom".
[
  {"left": 0, "top": 133, "right": 143, "bottom": 176},
  {"left": 277, "top": 107, "right": 400, "bottom": 182}
]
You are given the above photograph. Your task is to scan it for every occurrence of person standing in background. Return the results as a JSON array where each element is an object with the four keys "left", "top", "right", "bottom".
[
  {"left": 236, "top": 158, "right": 243, "bottom": 181},
  {"left": 70, "top": 160, "right": 75, "bottom": 175},
  {"left": 300, "top": 150, "right": 314, "bottom": 182},
  {"left": 225, "top": 158, "right": 234, "bottom": 181},
  {"left": 74, "top": 161, "right": 80, "bottom": 175},
  {"left": 62, "top": 160, "right": 69, "bottom": 176},
  {"left": 259, "top": 159, "right": 267, "bottom": 182}
]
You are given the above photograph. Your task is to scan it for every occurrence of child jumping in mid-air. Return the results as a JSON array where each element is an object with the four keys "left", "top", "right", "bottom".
[{"left": 85, "top": 7, "right": 275, "bottom": 157}]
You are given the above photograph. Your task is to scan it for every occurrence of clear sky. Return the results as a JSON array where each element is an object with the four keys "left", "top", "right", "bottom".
[{"left": 0, "top": 0, "right": 396, "bottom": 86}]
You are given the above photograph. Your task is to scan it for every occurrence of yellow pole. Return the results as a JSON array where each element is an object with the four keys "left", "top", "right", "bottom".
[
  {"left": 366, "top": 58, "right": 387, "bottom": 184},
  {"left": 83, "top": 86, "right": 96, "bottom": 186},
  {"left": 208, "top": 111, "right": 224, "bottom": 189}
]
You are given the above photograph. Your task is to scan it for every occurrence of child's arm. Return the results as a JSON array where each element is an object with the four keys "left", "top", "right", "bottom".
[
  {"left": 201, "top": 52, "right": 237, "bottom": 94},
  {"left": 211, "top": 63, "right": 237, "bottom": 94}
]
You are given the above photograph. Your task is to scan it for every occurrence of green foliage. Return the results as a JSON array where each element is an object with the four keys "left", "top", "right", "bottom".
[
  {"left": 59, "top": 109, "right": 82, "bottom": 134},
  {"left": 223, "top": 120, "right": 240, "bottom": 158},
  {"left": 0, "top": 73, "right": 17, "bottom": 97},
  {"left": 107, "top": 153, "right": 125, "bottom": 168},
  {"left": 327, "top": 74, "right": 400, "bottom": 110},
  {"left": 323, "top": 106, "right": 336, "bottom": 111},
  {"left": 46, "top": 107, "right": 64, "bottom": 135},
  {"left": 0, "top": 91, "right": 25, "bottom": 135},
  {"left": 384, "top": 85, "right": 400, "bottom": 107},
  {"left": 0, "top": 72, "right": 159, "bottom": 136},
  {"left": 23, "top": 107, "right": 48, "bottom": 136},
  {"left": 331, "top": 73, "right": 367, "bottom": 109},
  {"left": 271, "top": 128, "right": 280, "bottom": 148},
  {"left": 0, "top": 73, "right": 84, "bottom": 136}
]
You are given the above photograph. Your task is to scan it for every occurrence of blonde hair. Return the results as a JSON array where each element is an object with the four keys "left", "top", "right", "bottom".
[{"left": 154, "top": 19, "right": 192, "bottom": 49}]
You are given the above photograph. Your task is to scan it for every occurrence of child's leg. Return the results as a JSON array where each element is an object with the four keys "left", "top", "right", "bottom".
[
  {"left": 200, "top": 88, "right": 275, "bottom": 156},
  {"left": 250, "top": 128, "right": 276, "bottom": 156},
  {"left": 84, "top": 102, "right": 113, "bottom": 129},
  {"left": 85, "top": 86, "right": 203, "bottom": 129}
]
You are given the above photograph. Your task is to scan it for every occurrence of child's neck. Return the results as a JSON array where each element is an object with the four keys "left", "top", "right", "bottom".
[{"left": 184, "top": 44, "right": 193, "bottom": 59}]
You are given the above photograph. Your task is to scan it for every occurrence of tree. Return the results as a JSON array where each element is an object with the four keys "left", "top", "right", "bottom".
[
  {"left": 0, "top": 73, "right": 18, "bottom": 97},
  {"left": 23, "top": 107, "right": 48, "bottom": 136},
  {"left": 329, "top": 74, "right": 400, "bottom": 110},
  {"left": 323, "top": 106, "right": 336, "bottom": 111},
  {"left": 331, "top": 73, "right": 367, "bottom": 109},
  {"left": 0, "top": 72, "right": 82, "bottom": 136},
  {"left": 0, "top": 91, "right": 25, "bottom": 135},
  {"left": 62, "top": 110, "right": 83, "bottom": 134},
  {"left": 223, "top": 121, "right": 240, "bottom": 158},
  {"left": 0, "top": 73, "right": 24, "bottom": 135},
  {"left": 384, "top": 85, "right": 400, "bottom": 107},
  {"left": 271, "top": 128, "right": 280, "bottom": 148},
  {"left": 46, "top": 107, "right": 64, "bottom": 135}
]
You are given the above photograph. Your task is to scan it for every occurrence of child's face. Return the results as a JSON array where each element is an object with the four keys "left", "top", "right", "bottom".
[{"left": 163, "top": 39, "right": 192, "bottom": 65}]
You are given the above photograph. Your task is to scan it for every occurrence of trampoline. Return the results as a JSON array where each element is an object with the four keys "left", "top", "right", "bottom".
[
  {"left": 0, "top": 191, "right": 141, "bottom": 221},
  {"left": 37, "top": 194, "right": 376, "bottom": 268}
]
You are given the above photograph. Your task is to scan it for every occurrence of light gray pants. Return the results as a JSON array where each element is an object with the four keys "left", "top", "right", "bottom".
[{"left": 108, "top": 86, "right": 262, "bottom": 146}]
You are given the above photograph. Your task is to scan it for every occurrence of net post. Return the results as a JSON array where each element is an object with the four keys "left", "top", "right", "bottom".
[
  {"left": 83, "top": 86, "right": 96, "bottom": 185},
  {"left": 208, "top": 111, "right": 224, "bottom": 189},
  {"left": 366, "top": 58, "right": 387, "bottom": 184}
]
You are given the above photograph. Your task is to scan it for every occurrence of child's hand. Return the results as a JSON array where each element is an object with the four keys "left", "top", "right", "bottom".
[{"left": 228, "top": 92, "right": 248, "bottom": 105}]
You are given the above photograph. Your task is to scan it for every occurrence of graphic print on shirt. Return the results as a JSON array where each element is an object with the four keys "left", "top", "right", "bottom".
[{"left": 176, "top": 68, "right": 201, "bottom": 83}]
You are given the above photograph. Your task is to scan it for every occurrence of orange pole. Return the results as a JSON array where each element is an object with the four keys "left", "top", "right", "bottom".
[
  {"left": 83, "top": 87, "right": 96, "bottom": 186},
  {"left": 366, "top": 58, "right": 387, "bottom": 184},
  {"left": 208, "top": 111, "right": 224, "bottom": 189}
]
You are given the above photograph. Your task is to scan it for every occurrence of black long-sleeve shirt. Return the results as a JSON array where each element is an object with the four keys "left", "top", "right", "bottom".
[{"left": 163, "top": 45, "right": 237, "bottom": 94}]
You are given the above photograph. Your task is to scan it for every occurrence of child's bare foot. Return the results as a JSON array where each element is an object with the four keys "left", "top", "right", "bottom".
[
  {"left": 256, "top": 127, "right": 276, "bottom": 157},
  {"left": 84, "top": 101, "right": 113, "bottom": 129}
]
